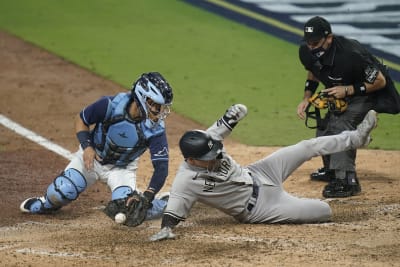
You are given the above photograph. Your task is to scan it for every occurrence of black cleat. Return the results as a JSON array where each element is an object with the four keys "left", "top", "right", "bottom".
[
  {"left": 310, "top": 167, "right": 333, "bottom": 182},
  {"left": 322, "top": 178, "right": 361, "bottom": 198}
]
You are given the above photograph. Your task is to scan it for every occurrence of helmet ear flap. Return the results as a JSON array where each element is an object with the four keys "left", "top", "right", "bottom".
[{"left": 131, "top": 80, "right": 147, "bottom": 120}]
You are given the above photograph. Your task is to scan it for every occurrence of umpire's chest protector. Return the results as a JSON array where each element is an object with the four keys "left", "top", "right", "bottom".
[{"left": 93, "top": 93, "right": 165, "bottom": 166}]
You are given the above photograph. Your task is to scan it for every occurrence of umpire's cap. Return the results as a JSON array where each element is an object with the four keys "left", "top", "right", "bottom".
[
  {"left": 303, "top": 16, "right": 332, "bottom": 42},
  {"left": 179, "top": 130, "right": 223, "bottom": 160}
]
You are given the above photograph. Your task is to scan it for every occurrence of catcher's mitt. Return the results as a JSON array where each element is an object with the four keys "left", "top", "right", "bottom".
[{"left": 104, "top": 191, "right": 153, "bottom": 227}]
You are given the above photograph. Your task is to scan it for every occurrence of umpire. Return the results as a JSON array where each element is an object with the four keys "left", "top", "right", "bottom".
[{"left": 296, "top": 16, "right": 400, "bottom": 198}]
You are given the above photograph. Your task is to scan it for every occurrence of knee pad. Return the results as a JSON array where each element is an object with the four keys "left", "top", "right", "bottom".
[
  {"left": 45, "top": 168, "right": 87, "bottom": 208},
  {"left": 111, "top": 186, "right": 133, "bottom": 200}
]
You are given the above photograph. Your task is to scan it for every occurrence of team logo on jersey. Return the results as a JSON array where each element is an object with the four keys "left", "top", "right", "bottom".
[
  {"left": 217, "top": 160, "right": 231, "bottom": 177},
  {"left": 203, "top": 179, "right": 216, "bottom": 192},
  {"left": 153, "top": 147, "right": 168, "bottom": 157},
  {"left": 118, "top": 132, "right": 128, "bottom": 138}
]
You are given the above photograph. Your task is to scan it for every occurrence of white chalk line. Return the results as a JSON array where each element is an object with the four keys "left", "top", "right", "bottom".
[
  {"left": 0, "top": 115, "right": 85, "bottom": 259},
  {"left": 15, "top": 248, "right": 113, "bottom": 260},
  {"left": 0, "top": 114, "right": 74, "bottom": 160},
  {"left": 0, "top": 221, "right": 94, "bottom": 232},
  {"left": 0, "top": 245, "right": 18, "bottom": 251}
]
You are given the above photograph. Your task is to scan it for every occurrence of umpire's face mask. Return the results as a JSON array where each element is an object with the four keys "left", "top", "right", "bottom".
[{"left": 308, "top": 37, "right": 328, "bottom": 60}]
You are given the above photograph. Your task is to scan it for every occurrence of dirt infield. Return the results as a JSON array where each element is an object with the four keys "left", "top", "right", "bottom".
[{"left": 0, "top": 30, "right": 399, "bottom": 267}]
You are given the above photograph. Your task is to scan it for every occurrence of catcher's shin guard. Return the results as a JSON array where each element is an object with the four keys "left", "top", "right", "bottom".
[{"left": 44, "top": 168, "right": 87, "bottom": 210}]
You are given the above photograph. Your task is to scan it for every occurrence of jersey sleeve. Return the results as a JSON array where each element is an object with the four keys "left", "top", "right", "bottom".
[
  {"left": 79, "top": 96, "right": 112, "bottom": 126},
  {"left": 148, "top": 132, "right": 169, "bottom": 161},
  {"left": 163, "top": 165, "right": 198, "bottom": 220},
  {"left": 299, "top": 44, "right": 314, "bottom": 71},
  {"left": 206, "top": 120, "right": 231, "bottom": 141},
  {"left": 350, "top": 48, "right": 381, "bottom": 84},
  {"left": 146, "top": 132, "right": 169, "bottom": 193}
]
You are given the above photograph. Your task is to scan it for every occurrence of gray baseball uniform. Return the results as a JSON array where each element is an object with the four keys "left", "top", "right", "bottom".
[
  {"left": 150, "top": 106, "right": 376, "bottom": 241},
  {"left": 164, "top": 116, "right": 369, "bottom": 224}
]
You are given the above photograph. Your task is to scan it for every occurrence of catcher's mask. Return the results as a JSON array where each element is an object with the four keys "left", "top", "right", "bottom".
[
  {"left": 179, "top": 130, "right": 223, "bottom": 160},
  {"left": 305, "top": 91, "right": 348, "bottom": 129}
]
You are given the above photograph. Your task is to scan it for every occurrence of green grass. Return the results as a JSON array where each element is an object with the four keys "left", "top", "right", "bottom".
[{"left": 0, "top": 0, "right": 398, "bottom": 149}]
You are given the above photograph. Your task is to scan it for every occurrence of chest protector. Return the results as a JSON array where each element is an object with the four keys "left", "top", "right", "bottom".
[{"left": 92, "top": 93, "right": 165, "bottom": 167}]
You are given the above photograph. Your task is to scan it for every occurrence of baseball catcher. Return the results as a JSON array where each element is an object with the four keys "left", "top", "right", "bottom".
[
  {"left": 150, "top": 104, "right": 377, "bottom": 241},
  {"left": 20, "top": 72, "right": 172, "bottom": 227}
]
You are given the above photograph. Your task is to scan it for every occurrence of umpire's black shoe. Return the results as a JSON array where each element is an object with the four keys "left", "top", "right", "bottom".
[
  {"left": 322, "top": 177, "right": 361, "bottom": 198},
  {"left": 310, "top": 167, "right": 334, "bottom": 182}
]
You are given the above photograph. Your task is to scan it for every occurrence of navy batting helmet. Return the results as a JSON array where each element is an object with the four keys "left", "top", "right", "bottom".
[{"left": 179, "top": 130, "right": 223, "bottom": 160}]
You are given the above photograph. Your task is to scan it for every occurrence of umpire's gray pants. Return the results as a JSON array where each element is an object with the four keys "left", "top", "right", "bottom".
[{"left": 318, "top": 97, "right": 373, "bottom": 176}]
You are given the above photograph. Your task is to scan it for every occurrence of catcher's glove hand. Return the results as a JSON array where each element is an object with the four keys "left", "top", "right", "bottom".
[
  {"left": 124, "top": 191, "right": 153, "bottom": 227},
  {"left": 104, "top": 190, "right": 154, "bottom": 227}
]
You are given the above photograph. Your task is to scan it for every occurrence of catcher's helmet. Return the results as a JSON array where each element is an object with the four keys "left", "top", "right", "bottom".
[
  {"left": 179, "top": 130, "right": 223, "bottom": 160},
  {"left": 132, "top": 72, "right": 173, "bottom": 121}
]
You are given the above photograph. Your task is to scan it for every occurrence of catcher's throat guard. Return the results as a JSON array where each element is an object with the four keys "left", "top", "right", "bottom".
[{"left": 305, "top": 92, "right": 348, "bottom": 129}]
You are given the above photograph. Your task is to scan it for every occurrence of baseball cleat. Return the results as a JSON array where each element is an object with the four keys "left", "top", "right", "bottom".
[
  {"left": 322, "top": 178, "right": 361, "bottom": 198},
  {"left": 20, "top": 197, "right": 45, "bottom": 213},
  {"left": 310, "top": 167, "right": 334, "bottom": 182},
  {"left": 356, "top": 110, "right": 377, "bottom": 147}
]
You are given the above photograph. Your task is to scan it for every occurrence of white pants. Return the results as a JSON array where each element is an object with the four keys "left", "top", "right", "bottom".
[
  {"left": 65, "top": 147, "right": 166, "bottom": 220},
  {"left": 66, "top": 147, "right": 138, "bottom": 192}
]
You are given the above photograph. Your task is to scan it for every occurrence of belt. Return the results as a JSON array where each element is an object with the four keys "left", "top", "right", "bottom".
[{"left": 247, "top": 173, "right": 259, "bottom": 212}]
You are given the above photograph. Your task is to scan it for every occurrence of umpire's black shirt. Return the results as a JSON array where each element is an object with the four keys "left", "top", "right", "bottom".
[{"left": 299, "top": 35, "right": 383, "bottom": 89}]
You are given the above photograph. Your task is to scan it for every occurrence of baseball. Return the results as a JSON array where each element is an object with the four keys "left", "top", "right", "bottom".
[{"left": 114, "top": 212, "right": 126, "bottom": 224}]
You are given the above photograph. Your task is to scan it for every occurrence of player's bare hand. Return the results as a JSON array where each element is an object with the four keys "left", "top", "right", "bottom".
[
  {"left": 322, "top": 86, "right": 347, "bottom": 99},
  {"left": 83, "top": 147, "right": 96, "bottom": 170},
  {"left": 297, "top": 99, "right": 309, "bottom": 120}
]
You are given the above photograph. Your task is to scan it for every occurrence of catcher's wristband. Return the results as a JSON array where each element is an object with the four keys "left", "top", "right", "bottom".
[
  {"left": 304, "top": 79, "right": 319, "bottom": 94},
  {"left": 353, "top": 82, "right": 367, "bottom": 96},
  {"left": 76, "top": 130, "right": 93, "bottom": 150},
  {"left": 143, "top": 190, "right": 155, "bottom": 203}
]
